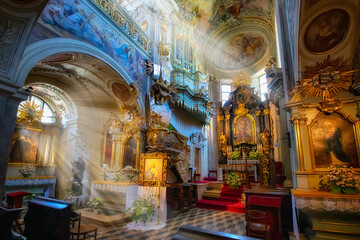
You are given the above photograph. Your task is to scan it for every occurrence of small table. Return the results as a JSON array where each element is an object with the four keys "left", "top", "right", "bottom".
[{"left": 6, "top": 191, "right": 31, "bottom": 208}]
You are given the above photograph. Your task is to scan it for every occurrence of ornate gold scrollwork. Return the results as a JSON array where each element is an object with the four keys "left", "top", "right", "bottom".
[
  {"left": 260, "top": 154, "right": 270, "bottom": 187},
  {"left": 317, "top": 98, "right": 344, "bottom": 114},
  {"left": 263, "top": 108, "right": 270, "bottom": 115},
  {"left": 235, "top": 103, "right": 249, "bottom": 117}
]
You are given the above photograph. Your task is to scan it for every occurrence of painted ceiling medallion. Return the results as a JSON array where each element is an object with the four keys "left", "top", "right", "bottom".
[
  {"left": 214, "top": 33, "right": 266, "bottom": 70},
  {"left": 112, "top": 82, "right": 131, "bottom": 102},
  {"left": 305, "top": 9, "right": 349, "bottom": 53}
]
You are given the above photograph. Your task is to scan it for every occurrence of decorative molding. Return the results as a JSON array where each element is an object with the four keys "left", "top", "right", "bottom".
[
  {"left": 91, "top": 0, "right": 151, "bottom": 54},
  {"left": 0, "top": 18, "right": 23, "bottom": 71}
]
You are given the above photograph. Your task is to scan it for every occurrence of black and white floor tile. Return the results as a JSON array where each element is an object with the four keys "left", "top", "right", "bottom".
[{"left": 96, "top": 208, "right": 246, "bottom": 240}]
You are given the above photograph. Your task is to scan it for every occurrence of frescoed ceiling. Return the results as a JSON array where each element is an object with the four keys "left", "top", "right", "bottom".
[{"left": 173, "top": 0, "right": 275, "bottom": 75}]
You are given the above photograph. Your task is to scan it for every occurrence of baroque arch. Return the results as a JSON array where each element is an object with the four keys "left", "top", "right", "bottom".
[{"left": 16, "top": 38, "right": 146, "bottom": 117}]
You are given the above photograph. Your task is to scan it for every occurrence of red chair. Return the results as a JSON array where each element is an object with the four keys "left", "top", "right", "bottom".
[{"left": 204, "top": 170, "right": 217, "bottom": 181}]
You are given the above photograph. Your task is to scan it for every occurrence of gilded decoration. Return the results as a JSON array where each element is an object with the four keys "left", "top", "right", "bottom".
[
  {"left": 260, "top": 154, "right": 270, "bottom": 187},
  {"left": 290, "top": 56, "right": 356, "bottom": 102},
  {"left": 218, "top": 133, "right": 227, "bottom": 156},
  {"left": 235, "top": 103, "right": 249, "bottom": 117},
  {"left": 260, "top": 129, "right": 271, "bottom": 154},
  {"left": 151, "top": 78, "right": 178, "bottom": 105},
  {"left": 308, "top": 111, "right": 360, "bottom": 170},
  {"left": 139, "top": 153, "right": 168, "bottom": 187},
  {"left": 17, "top": 100, "right": 43, "bottom": 126},
  {"left": 92, "top": 0, "right": 151, "bottom": 54}
]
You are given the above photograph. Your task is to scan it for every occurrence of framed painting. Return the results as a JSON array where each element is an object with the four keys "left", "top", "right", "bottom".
[
  {"left": 304, "top": 9, "right": 350, "bottom": 53},
  {"left": 308, "top": 112, "right": 360, "bottom": 170},
  {"left": 9, "top": 127, "right": 41, "bottom": 165},
  {"left": 139, "top": 153, "right": 168, "bottom": 186},
  {"left": 102, "top": 132, "right": 113, "bottom": 165},
  {"left": 233, "top": 114, "right": 256, "bottom": 145}
]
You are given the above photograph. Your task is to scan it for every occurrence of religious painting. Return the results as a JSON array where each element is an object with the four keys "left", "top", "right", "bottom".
[
  {"left": 32, "top": 0, "right": 148, "bottom": 96},
  {"left": 139, "top": 153, "right": 168, "bottom": 186},
  {"left": 9, "top": 127, "right": 40, "bottom": 164},
  {"left": 102, "top": 132, "right": 113, "bottom": 165},
  {"left": 112, "top": 82, "right": 131, "bottom": 102},
  {"left": 123, "top": 137, "right": 137, "bottom": 168},
  {"left": 216, "top": 33, "right": 266, "bottom": 70},
  {"left": 309, "top": 112, "right": 359, "bottom": 169},
  {"left": 233, "top": 115, "right": 255, "bottom": 145},
  {"left": 305, "top": 9, "right": 349, "bottom": 53}
]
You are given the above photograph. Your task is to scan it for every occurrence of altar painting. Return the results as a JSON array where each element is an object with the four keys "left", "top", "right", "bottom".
[
  {"left": 309, "top": 112, "right": 359, "bottom": 169},
  {"left": 124, "top": 137, "right": 137, "bottom": 168},
  {"left": 9, "top": 128, "right": 40, "bottom": 164},
  {"left": 102, "top": 132, "right": 112, "bottom": 165},
  {"left": 233, "top": 115, "right": 255, "bottom": 144},
  {"left": 139, "top": 153, "right": 167, "bottom": 186}
]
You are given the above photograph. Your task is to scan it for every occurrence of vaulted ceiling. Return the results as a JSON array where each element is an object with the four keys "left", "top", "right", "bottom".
[{"left": 173, "top": 0, "right": 276, "bottom": 77}]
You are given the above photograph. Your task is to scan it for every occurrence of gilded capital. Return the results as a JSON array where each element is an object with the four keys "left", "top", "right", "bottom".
[
  {"left": 255, "top": 110, "right": 261, "bottom": 116},
  {"left": 263, "top": 108, "right": 270, "bottom": 115},
  {"left": 225, "top": 114, "right": 231, "bottom": 120}
]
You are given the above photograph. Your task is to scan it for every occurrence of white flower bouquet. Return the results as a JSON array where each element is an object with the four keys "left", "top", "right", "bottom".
[{"left": 19, "top": 165, "right": 36, "bottom": 178}]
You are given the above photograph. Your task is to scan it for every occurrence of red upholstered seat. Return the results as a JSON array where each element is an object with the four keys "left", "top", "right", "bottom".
[
  {"left": 6, "top": 191, "right": 31, "bottom": 209},
  {"left": 247, "top": 195, "right": 281, "bottom": 207},
  {"left": 204, "top": 170, "right": 217, "bottom": 181},
  {"left": 6, "top": 192, "right": 30, "bottom": 197}
]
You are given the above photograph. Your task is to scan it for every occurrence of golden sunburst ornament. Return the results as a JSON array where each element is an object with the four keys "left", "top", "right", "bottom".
[
  {"left": 301, "top": 56, "right": 355, "bottom": 100},
  {"left": 17, "top": 100, "right": 43, "bottom": 126}
]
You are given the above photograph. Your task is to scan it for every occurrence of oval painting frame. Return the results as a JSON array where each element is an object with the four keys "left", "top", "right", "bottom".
[
  {"left": 112, "top": 82, "right": 131, "bottom": 102},
  {"left": 304, "top": 9, "right": 350, "bottom": 53}
]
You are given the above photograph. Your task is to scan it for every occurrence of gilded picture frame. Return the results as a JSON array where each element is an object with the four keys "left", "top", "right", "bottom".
[
  {"left": 233, "top": 114, "right": 256, "bottom": 145},
  {"left": 101, "top": 131, "right": 113, "bottom": 165},
  {"left": 139, "top": 153, "right": 168, "bottom": 186},
  {"left": 9, "top": 127, "right": 41, "bottom": 165},
  {"left": 308, "top": 111, "right": 360, "bottom": 171}
]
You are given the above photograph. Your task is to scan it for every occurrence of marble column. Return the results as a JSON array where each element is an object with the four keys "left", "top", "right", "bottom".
[{"left": 0, "top": 92, "right": 28, "bottom": 201}]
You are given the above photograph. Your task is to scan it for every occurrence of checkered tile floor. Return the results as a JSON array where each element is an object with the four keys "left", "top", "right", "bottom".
[{"left": 96, "top": 208, "right": 247, "bottom": 240}]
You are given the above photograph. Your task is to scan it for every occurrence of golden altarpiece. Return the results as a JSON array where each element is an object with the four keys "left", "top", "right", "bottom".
[
  {"left": 288, "top": 57, "right": 360, "bottom": 237},
  {"left": 218, "top": 84, "right": 275, "bottom": 187}
]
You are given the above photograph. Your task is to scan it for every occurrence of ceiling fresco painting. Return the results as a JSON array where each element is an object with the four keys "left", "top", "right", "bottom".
[
  {"left": 173, "top": 0, "right": 274, "bottom": 75},
  {"left": 304, "top": 9, "right": 350, "bottom": 53},
  {"left": 214, "top": 32, "right": 266, "bottom": 70}
]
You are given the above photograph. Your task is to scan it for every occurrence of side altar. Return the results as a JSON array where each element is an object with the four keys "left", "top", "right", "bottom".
[{"left": 287, "top": 56, "right": 360, "bottom": 239}]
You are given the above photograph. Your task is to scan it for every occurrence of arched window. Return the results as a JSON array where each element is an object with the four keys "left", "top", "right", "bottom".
[{"left": 18, "top": 96, "right": 55, "bottom": 124}]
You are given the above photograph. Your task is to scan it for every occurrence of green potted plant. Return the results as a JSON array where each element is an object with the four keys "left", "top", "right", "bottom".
[
  {"left": 226, "top": 171, "right": 242, "bottom": 189},
  {"left": 87, "top": 197, "right": 103, "bottom": 214},
  {"left": 231, "top": 150, "right": 240, "bottom": 160},
  {"left": 126, "top": 194, "right": 157, "bottom": 225},
  {"left": 249, "top": 149, "right": 259, "bottom": 160}
]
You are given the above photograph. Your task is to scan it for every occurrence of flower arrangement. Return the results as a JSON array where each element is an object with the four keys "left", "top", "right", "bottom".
[
  {"left": 126, "top": 194, "right": 157, "bottom": 224},
  {"left": 226, "top": 170, "right": 242, "bottom": 189},
  {"left": 87, "top": 197, "right": 103, "bottom": 210},
  {"left": 248, "top": 149, "right": 259, "bottom": 160},
  {"left": 319, "top": 165, "right": 360, "bottom": 194},
  {"left": 231, "top": 150, "right": 241, "bottom": 160},
  {"left": 19, "top": 165, "right": 36, "bottom": 178}
]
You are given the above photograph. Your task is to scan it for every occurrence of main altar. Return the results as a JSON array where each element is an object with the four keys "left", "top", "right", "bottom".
[{"left": 217, "top": 84, "right": 275, "bottom": 187}]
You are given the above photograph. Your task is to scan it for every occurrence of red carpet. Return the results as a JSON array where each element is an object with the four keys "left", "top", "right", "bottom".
[{"left": 196, "top": 184, "right": 246, "bottom": 213}]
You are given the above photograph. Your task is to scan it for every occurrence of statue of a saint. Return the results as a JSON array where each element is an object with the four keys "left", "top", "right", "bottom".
[{"left": 72, "top": 157, "right": 86, "bottom": 195}]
